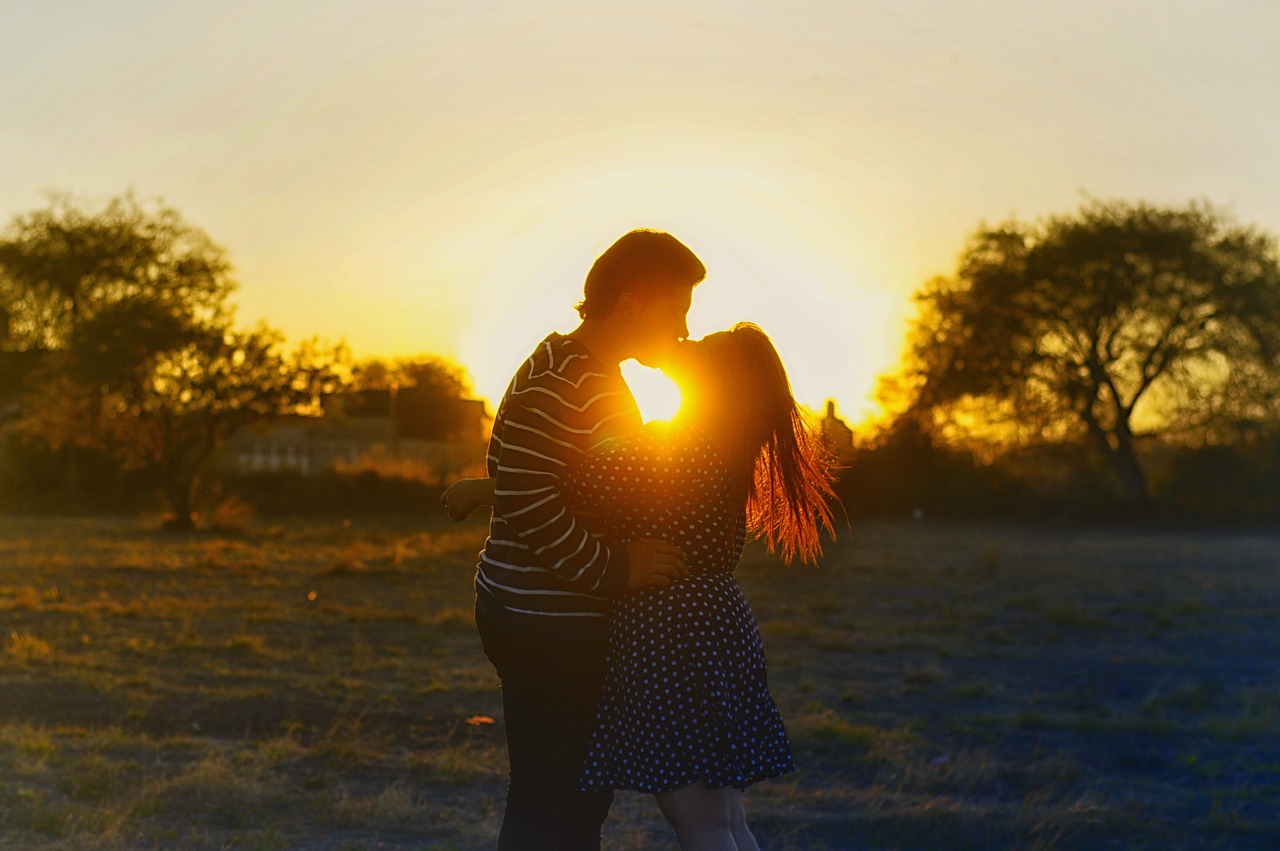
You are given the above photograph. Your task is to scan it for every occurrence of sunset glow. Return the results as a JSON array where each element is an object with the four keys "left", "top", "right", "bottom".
[
  {"left": 456, "top": 166, "right": 902, "bottom": 430},
  {"left": 3, "top": 2, "right": 1278, "bottom": 438},
  {"left": 621, "top": 360, "right": 683, "bottom": 423},
  {"left": 3, "top": 8, "right": 1279, "bottom": 846}
]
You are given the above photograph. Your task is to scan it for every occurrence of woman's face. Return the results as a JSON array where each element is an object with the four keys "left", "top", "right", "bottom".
[{"left": 664, "top": 332, "right": 734, "bottom": 423}]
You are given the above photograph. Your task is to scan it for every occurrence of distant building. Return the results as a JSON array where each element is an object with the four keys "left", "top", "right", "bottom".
[
  {"left": 220, "top": 388, "right": 489, "bottom": 478},
  {"left": 328, "top": 387, "right": 488, "bottom": 445},
  {"left": 820, "top": 399, "right": 855, "bottom": 463}
]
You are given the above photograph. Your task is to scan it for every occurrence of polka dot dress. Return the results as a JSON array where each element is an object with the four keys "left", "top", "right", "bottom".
[{"left": 567, "top": 423, "right": 795, "bottom": 794}]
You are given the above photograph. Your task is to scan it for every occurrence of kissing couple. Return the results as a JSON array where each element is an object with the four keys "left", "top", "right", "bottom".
[{"left": 443, "top": 229, "right": 837, "bottom": 850}]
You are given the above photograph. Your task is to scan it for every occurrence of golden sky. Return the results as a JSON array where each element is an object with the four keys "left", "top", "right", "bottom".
[{"left": 4, "top": 1, "right": 1279, "bottom": 424}]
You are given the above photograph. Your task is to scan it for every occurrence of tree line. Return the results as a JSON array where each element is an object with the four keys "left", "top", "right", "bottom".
[
  {"left": 0, "top": 193, "right": 473, "bottom": 528},
  {"left": 3, "top": 192, "right": 1279, "bottom": 528}
]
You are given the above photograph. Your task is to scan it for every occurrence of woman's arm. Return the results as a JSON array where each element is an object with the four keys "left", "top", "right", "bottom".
[{"left": 440, "top": 477, "right": 495, "bottom": 521}]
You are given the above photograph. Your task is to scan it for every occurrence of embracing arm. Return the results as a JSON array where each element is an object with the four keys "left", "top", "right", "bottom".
[
  {"left": 494, "top": 389, "right": 686, "bottom": 591},
  {"left": 444, "top": 469, "right": 683, "bottom": 590}
]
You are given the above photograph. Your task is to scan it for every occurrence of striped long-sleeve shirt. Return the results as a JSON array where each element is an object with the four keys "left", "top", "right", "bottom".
[{"left": 475, "top": 333, "right": 643, "bottom": 619}]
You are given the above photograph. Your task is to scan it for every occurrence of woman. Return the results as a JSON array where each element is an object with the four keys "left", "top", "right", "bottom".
[{"left": 445, "top": 323, "right": 838, "bottom": 850}]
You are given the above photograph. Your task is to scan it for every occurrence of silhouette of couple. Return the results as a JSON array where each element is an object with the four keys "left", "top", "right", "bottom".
[{"left": 443, "top": 229, "right": 836, "bottom": 851}]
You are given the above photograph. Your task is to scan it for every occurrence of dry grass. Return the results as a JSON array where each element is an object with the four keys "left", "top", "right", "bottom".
[{"left": 0, "top": 514, "right": 1278, "bottom": 849}]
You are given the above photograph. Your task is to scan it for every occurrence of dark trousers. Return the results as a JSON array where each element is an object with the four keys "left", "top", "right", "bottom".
[{"left": 476, "top": 591, "right": 615, "bottom": 850}]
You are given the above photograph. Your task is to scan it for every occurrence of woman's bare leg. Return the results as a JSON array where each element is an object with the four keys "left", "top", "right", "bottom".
[
  {"left": 728, "top": 789, "right": 760, "bottom": 851},
  {"left": 655, "top": 782, "right": 739, "bottom": 851}
]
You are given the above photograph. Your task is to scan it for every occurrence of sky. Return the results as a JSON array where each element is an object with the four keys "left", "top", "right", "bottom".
[{"left": 3, "top": 0, "right": 1279, "bottom": 425}]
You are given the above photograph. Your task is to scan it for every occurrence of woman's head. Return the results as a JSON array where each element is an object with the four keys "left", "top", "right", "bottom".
[
  {"left": 672, "top": 324, "right": 791, "bottom": 451},
  {"left": 670, "top": 323, "right": 838, "bottom": 564}
]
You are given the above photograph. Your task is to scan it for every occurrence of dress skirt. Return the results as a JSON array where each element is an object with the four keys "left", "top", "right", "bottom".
[{"left": 580, "top": 570, "right": 795, "bottom": 794}]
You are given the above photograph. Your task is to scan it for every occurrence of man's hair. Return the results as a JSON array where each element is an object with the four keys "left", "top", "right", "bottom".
[{"left": 575, "top": 229, "right": 706, "bottom": 320}]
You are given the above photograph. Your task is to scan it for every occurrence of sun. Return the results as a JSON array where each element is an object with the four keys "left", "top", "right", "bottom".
[
  {"left": 620, "top": 360, "right": 683, "bottom": 422},
  {"left": 457, "top": 165, "right": 907, "bottom": 434}
]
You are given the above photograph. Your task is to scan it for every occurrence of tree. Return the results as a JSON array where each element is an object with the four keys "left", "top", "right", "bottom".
[
  {"left": 116, "top": 329, "right": 344, "bottom": 530},
  {"left": 0, "top": 192, "right": 232, "bottom": 350},
  {"left": 0, "top": 192, "right": 237, "bottom": 498},
  {"left": 903, "top": 199, "right": 1280, "bottom": 510},
  {"left": 2, "top": 192, "right": 349, "bottom": 525},
  {"left": 20, "top": 311, "right": 347, "bottom": 528}
]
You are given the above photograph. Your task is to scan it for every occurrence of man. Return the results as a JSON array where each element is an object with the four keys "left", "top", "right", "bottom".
[{"left": 454, "top": 229, "right": 706, "bottom": 849}]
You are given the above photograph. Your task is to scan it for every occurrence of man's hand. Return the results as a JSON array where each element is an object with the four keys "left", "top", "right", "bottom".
[
  {"left": 440, "top": 477, "right": 496, "bottom": 521},
  {"left": 625, "top": 538, "right": 687, "bottom": 589}
]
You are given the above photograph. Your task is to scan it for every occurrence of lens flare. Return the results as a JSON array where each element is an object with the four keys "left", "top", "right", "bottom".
[{"left": 621, "top": 360, "right": 682, "bottom": 422}]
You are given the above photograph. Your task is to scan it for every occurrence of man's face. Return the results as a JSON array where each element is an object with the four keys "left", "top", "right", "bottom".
[{"left": 630, "top": 286, "right": 693, "bottom": 368}]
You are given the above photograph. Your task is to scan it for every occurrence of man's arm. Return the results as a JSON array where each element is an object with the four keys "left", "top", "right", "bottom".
[
  {"left": 442, "top": 475, "right": 684, "bottom": 589},
  {"left": 492, "top": 382, "right": 685, "bottom": 594}
]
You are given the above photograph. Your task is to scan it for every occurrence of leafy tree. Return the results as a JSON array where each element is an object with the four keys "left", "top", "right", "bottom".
[
  {"left": 0, "top": 192, "right": 232, "bottom": 350},
  {"left": 1, "top": 192, "right": 349, "bottom": 525},
  {"left": 902, "top": 200, "right": 1280, "bottom": 510},
  {"left": 0, "top": 192, "right": 238, "bottom": 497},
  {"left": 21, "top": 314, "right": 347, "bottom": 528},
  {"left": 129, "top": 330, "right": 345, "bottom": 530}
]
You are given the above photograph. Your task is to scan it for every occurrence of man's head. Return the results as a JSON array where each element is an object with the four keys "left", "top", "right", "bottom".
[{"left": 575, "top": 229, "right": 705, "bottom": 366}]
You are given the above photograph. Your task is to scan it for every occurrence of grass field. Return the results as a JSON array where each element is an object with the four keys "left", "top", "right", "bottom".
[{"left": 1, "top": 512, "right": 1278, "bottom": 850}]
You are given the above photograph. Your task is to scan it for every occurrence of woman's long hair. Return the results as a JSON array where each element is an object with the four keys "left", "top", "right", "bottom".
[{"left": 675, "top": 323, "right": 840, "bottom": 565}]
